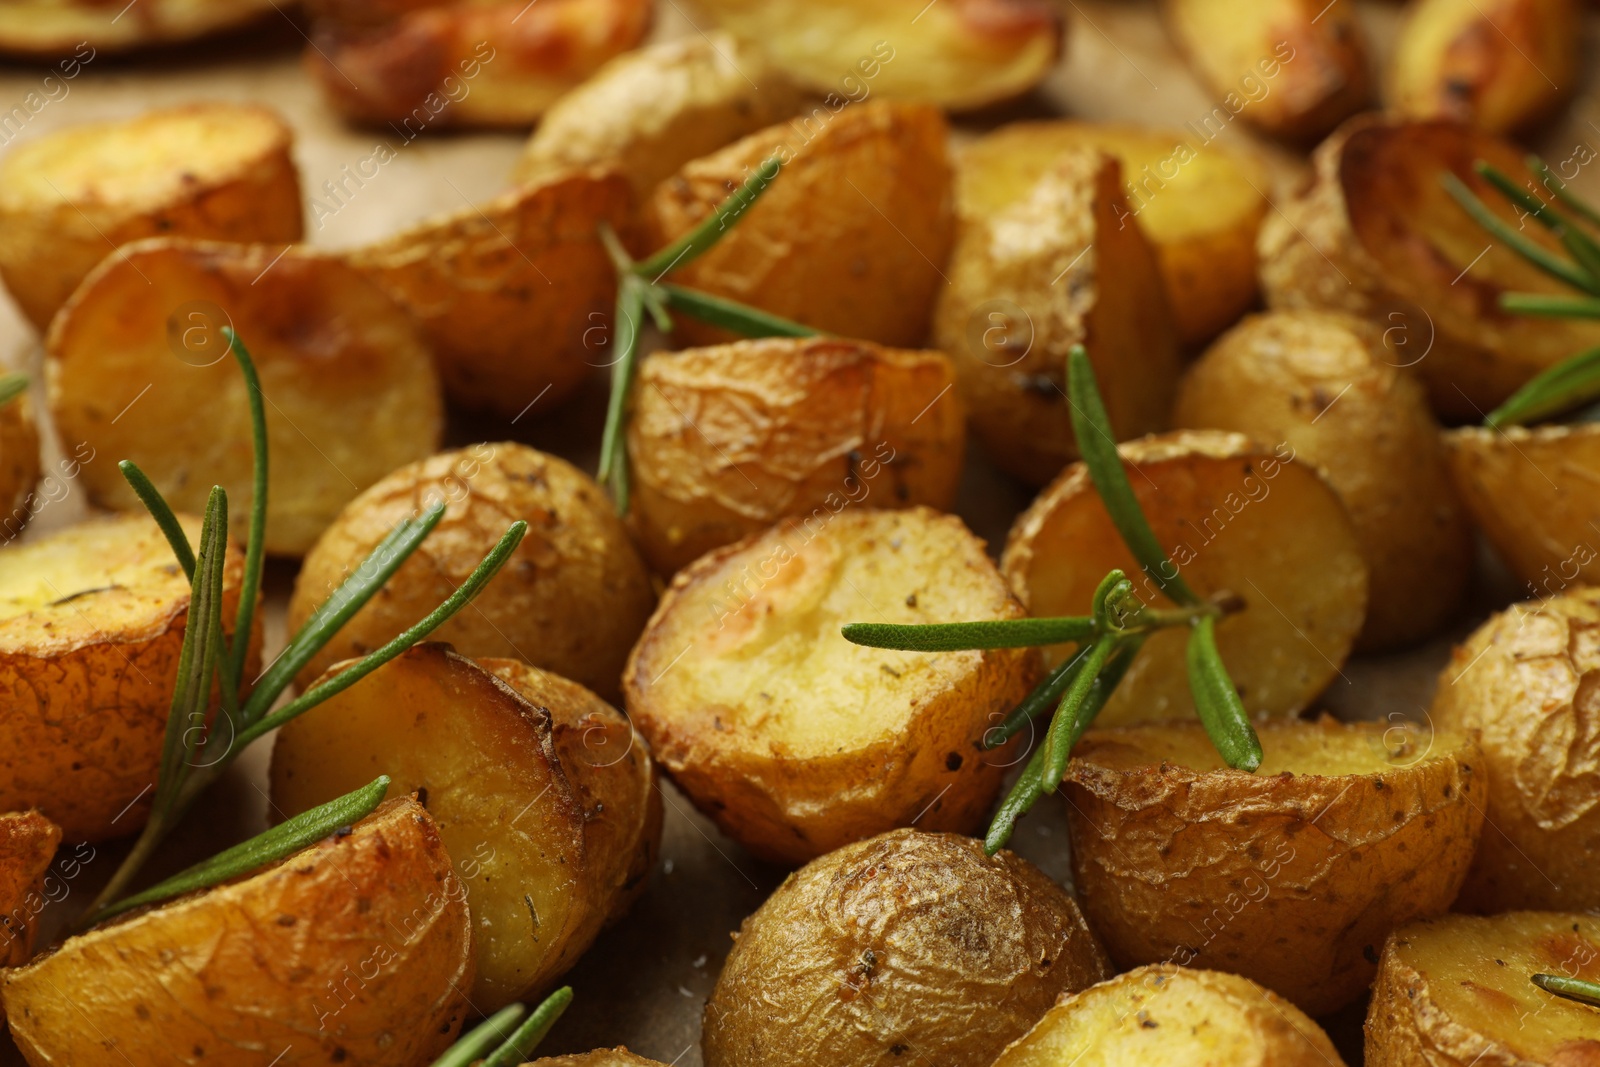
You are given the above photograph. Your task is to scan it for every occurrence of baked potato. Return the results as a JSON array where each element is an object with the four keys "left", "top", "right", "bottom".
[
  {"left": 1366, "top": 911, "right": 1600, "bottom": 1066},
  {"left": 1174, "top": 309, "right": 1472, "bottom": 650},
  {"left": 0, "top": 811, "right": 59, "bottom": 968},
  {"left": 526, "top": 1054, "right": 667, "bottom": 1067},
  {"left": 0, "top": 103, "right": 302, "bottom": 332},
  {"left": 624, "top": 507, "right": 1037, "bottom": 866},
  {"left": 0, "top": 2, "right": 270, "bottom": 56},
  {"left": 1390, "top": 0, "right": 1581, "bottom": 135},
  {"left": 642, "top": 101, "right": 953, "bottom": 350},
  {"left": 1432, "top": 587, "right": 1600, "bottom": 912},
  {"left": 956, "top": 121, "right": 1270, "bottom": 347},
  {"left": 0, "top": 386, "right": 40, "bottom": 534},
  {"left": 272, "top": 645, "right": 658, "bottom": 1011},
  {"left": 626, "top": 337, "right": 965, "bottom": 575},
  {"left": 306, "top": 0, "right": 652, "bottom": 127},
  {"left": 702, "top": 829, "right": 1111, "bottom": 1067},
  {"left": 1063, "top": 716, "right": 1484, "bottom": 1016},
  {"left": 1002, "top": 430, "right": 1368, "bottom": 725},
  {"left": 513, "top": 33, "right": 806, "bottom": 197},
  {"left": 47, "top": 238, "right": 442, "bottom": 557},
  {"left": 0, "top": 511, "right": 256, "bottom": 842},
  {"left": 289, "top": 443, "right": 654, "bottom": 702},
  {"left": 1444, "top": 422, "right": 1600, "bottom": 590},
  {"left": 344, "top": 170, "right": 632, "bottom": 417},
  {"left": 1257, "top": 116, "right": 1600, "bottom": 419},
  {"left": 1162, "top": 0, "right": 1372, "bottom": 141},
  {"left": 687, "top": 0, "right": 1062, "bottom": 112},
  {"left": 1, "top": 796, "right": 472, "bottom": 1065},
  {"left": 991, "top": 964, "right": 1347, "bottom": 1067},
  {"left": 933, "top": 149, "right": 1181, "bottom": 486}
]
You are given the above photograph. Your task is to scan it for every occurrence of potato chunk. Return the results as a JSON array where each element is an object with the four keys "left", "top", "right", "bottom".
[
  {"left": 1002, "top": 430, "right": 1368, "bottom": 725},
  {"left": 0, "top": 104, "right": 302, "bottom": 331},
  {"left": 529, "top": 1054, "right": 668, "bottom": 1067},
  {"left": 625, "top": 507, "right": 1037, "bottom": 865},
  {"left": 0, "top": 1, "right": 271, "bottom": 56},
  {"left": 0, "top": 810, "right": 60, "bottom": 967},
  {"left": 0, "top": 389, "right": 40, "bottom": 532}
]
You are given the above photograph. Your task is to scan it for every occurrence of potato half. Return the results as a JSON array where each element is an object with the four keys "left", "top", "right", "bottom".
[
  {"left": 514, "top": 33, "right": 806, "bottom": 197},
  {"left": 0, "top": 2, "right": 270, "bottom": 56},
  {"left": 1366, "top": 912, "right": 1600, "bottom": 1067},
  {"left": 0, "top": 811, "right": 59, "bottom": 968},
  {"left": 0, "top": 103, "right": 302, "bottom": 332},
  {"left": 1258, "top": 117, "right": 1600, "bottom": 419},
  {"left": 1175, "top": 310, "right": 1472, "bottom": 650},
  {"left": 289, "top": 443, "right": 654, "bottom": 701},
  {"left": 689, "top": 0, "right": 1061, "bottom": 111},
  {"left": 1064, "top": 717, "right": 1485, "bottom": 1016},
  {"left": 1002, "top": 430, "right": 1368, "bottom": 725},
  {"left": 0, "top": 390, "right": 40, "bottom": 531},
  {"left": 528, "top": 1054, "right": 667, "bottom": 1067},
  {"left": 1433, "top": 587, "right": 1600, "bottom": 912},
  {"left": 643, "top": 101, "right": 953, "bottom": 350},
  {"left": 344, "top": 170, "right": 632, "bottom": 417},
  {"left": 933, "top": 149, "right": 1181, "bottom": 486},
  {"left": 47, "top": 238, "right": 442, "bottom": 556},
  {"left": 957, "top": 122, "right": 1269, "bottom": 347},
  {"left": 624, "top": 507, "right": 1037, "bottom": 866},
  {"left": 992, "top": 964, "right": 1347, "bottom": 1067},
  {"left": 702, "top": 829, "right": 1111, "bottom": 1067},
  {"left": 626, "top": 337, "right": 965, "bottom": 575},
  {"left": 0, "top": 512, "right": 254, "bottom": 842},
  {"left": 2, "top": 797, "right": 472, "bottom": 1065}
]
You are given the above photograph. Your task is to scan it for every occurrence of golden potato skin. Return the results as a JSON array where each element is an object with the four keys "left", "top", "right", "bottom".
[
  {"left": 0, "top": 391, "right": 40, "bottom": 531},
  {"left": 2, "top": 797, "right": 473, "bottom": 1066},
  {"left": 993, "top": 965, "right": 1347, "bottom": 1067},
  {"left": 702, "top": 830, "right": 1111, "bottom": 1067},
  {"left": 626, "top": 337, "right": 965, "bottom": 575},
  {"left": 514, "top": 33, "right": 806, "bottom": 197},
  {"left": 1391, "top": 0, "right": 1580, "bottom": 135},
  {"left": 625, "top": 507, "right": 1037, "bottom": 866},
  {"left": 0, "top": 512, "right": 256, "bottom": 842},
  {"left": 934, "top": 149, "right": 1181, "bottom": 486},
  {"left": 0, "top": 811, "right": 59, "bottom": 968},
  {"left": 1175, "top": 310, "right": 1471, "bottom": 650},
  {"left": 1444, "top": 423, "right": 1600, "bottom": 590},
  {"left": 644, "top": 101, "right": 953, "bottom": 350},
  {"left": 1003, "top": 430, "right": 1368, "bottom": 725},
  {"left": 1064, "top": 718, "right": 1485, "bottom": 1016},
  {"left": 1366, "top": 912, "right": 1600, "bottom": 1067},
  {"left": 290, "top": 443, "right": 654, "bottom": 702},
  {"left": 1433, "top": 588, "right": 1600, "bottom": 912}
]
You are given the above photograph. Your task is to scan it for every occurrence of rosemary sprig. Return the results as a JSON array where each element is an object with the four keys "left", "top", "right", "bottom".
[
  {"left": 1532, "top": 973, "right": 1600, "bottom": 1008},
  {"left": 1485, "top": 345, "right": 1600, "bottom": 429},
  {"left": 0, "top": 372, "right": 27, "bottom": 407},
  {"left": 431, "top": 987, "right": 575, "bottom": 1067}
]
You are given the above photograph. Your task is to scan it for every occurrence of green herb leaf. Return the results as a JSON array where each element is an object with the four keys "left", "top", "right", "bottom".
[
  {"left": 481, "top": 986, "right": 574, "bottom": 1067},
  {"left": 634, "top": 157, "right": 783, "bottom": 281},
  {"left": 984, "top": 647, "right": 1089, "bottom": 750},
  {"left": 222, "top": 329, "right": 269, "bottom": 689},
  {"left": 1185, "top": 614, "right": 1262, "bottom": 772},
  {"left": 1529, "top": 157, "right": 1600, "bottom": 228},
  {"left": 1442, "top": 172, "right": 1600, "bottom": 294},
  {"left": 1501, "top": 293, "right": 1600, "bottom": 318},
  {"left": 1039, "top": 633, "right": 1119, "bottom": 792},
  {"left": 1485, "top": 344, "right": 1600, "bottom": 428},
  {"left": 660, "top": 283, "right": 819, "bottom": 339},
  {"left": 597, "top": 277, "right": 646, "bottom": 513},
  {"left": 430, "top": 1003, "right": 529, "bottom": 1067},
  {"left": 841, "top": 615, "right": 1097, "bottom": 652},
  {"left": 984, "top": 738, "right": 1048, "bottom": 856},
  {"left": 1531, "top": 972, "right": 1600, "bottom": 1008},
  {"left": 0, "top": 372, "right": 27, "bottom": 407},
  {"left": 119, "top": 460, "right": 197, "bottom": 579}
]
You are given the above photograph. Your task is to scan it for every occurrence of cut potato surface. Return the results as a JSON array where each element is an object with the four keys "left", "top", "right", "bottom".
[
  {"left": 1002, "top": 430, "right": 1368, "bottom": 725},
  {"left": 993, "top": 965, "right": 1347, "bottom": 1067},
  {"left": 625, "top": 507, "right": 1037, "bottom": 865},
  {"left": 528, "top": 1054, "right": 668, "bottom": 1067},
  {"left": 0, "top": 811, "right": 60, "bottom": 968},
  {"left": 1065, "top": 717, "right": 1485, "bottom": 1016},
  {"left": 0, "top": 104, "right": 302, "bottom": 331},
  {"left": 0, "top": 1, "right": 271, "bottom": 56},
  {"left": 2, "top": 797, "right": 472, "bottom": 1066},
  {"left": 1367, "top": 912, "right": 1600, "bottom": 1066}
]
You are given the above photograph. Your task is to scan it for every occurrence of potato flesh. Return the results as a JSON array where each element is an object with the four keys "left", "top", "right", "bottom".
[
  {"left": 0, "top": 1, "right": 272, "bottom": 55},
  {"left": 1081, "top": 717, "right": 1446, "bottom": 777},
  {"left": 0, "top": 513, "right": 191, "bottom": 635}
]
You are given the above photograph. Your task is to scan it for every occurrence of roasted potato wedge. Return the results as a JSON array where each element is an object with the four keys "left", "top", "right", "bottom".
[
  {"left": 992, "top": 964, "right": 1347, "bottom": 1067},
  {"left": 1433, "top": 587, "right": 1600, "bottom": 912},
  {"left": 344, "top": 170, "right": 632, "bottom": 417},
  {"left": 0, "top": 389, "right": 40, "bottom": 533},
  {"left": 290, "top": 443, "right": 654, "bottom": 701},
  {"left": 703, "top": 829, "right": 1110, "bottom": 1067},
  {"left": 1366, "top": 911, "right": 1600, "bottom": 1067},
  {"left": 514, "top": 33, "right": 806, "bottom": 197},
  {"left": 0, "top": 512, "right": 255, "bottom": 842},
  {"left": 1064, "top": 717, "right": 1484, "bottom": 1016},
  {"left": 2, "top": 797, "right": 472, "bottom": 1065},
  {"left": 933, "top": 149, "right": 1181, "bottom": 486},
  {"left": 643, "top": 101, "right": 953, "bottom": 350},
  {"left": 956, "top": 122, "right": 1270, "bottom": 347},
  {"left": 47, "top": 238, "right": 442, "bottom": 557},
  {"left": 1002, "top": 430, "right": 1368, "bottom": 725},
  {"left": 626, "top": 337, "right": 965, "bottom": 575},
  {"left": 0, "top": 811, "right": 59, "bottom": 967},
  {"left": 1174, "top": 310, "right": 1472, "bottom": 650},
  {"left": 0, "top": 3, "right": 270, "bottom": 56},
  {"left": 1162, "top": 0, "right": 1371, "bottom": 141},
  {"left": 1444, "top": 422, "right": 1600, "bottom": 590},
  {"left": 1391, "top": 0, "right": 1580, "bottom": 135},
  {"left": 625, "top": 507, "right": 1037, "bottom": 866},
  {"left": 306, "top": 0, "right": 652, "bottom": 127},
  {"left": 0, "top": 103, "right": 302, "bottom": 332},
  {"left": 1258, "top": 117, "right": 1600, "bottom": 418},
  {"left": 527, "top": 1054, "right": 667, "bottom": 1067},
  {"left": 689, "top": 0, "right": 1061, "bottom": 111}
]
